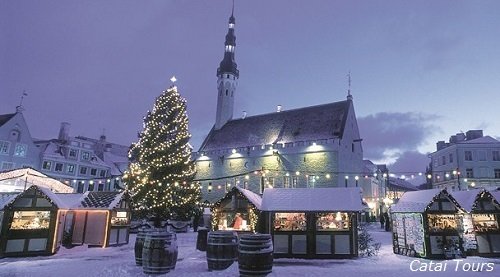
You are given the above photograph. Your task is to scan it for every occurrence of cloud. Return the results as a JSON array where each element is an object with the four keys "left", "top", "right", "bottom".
[
  {"left": 389, "top": 151, "right": 430, "bottom": 173},
  {"left": 359, "top": 112, "right": 440, "bottom": 162}
]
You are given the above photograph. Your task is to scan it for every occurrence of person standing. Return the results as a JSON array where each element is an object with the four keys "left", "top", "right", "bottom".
[{"left": 380, "top": 214, "right": 385, "bottom": 229}]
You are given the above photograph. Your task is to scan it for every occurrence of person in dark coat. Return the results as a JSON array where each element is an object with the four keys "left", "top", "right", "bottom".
[
  {"left": 384, "top": 212, "right": 391, "bottom": 231},
  {"left": 380, "top": 214, "right": 385, "bottom": 229}
]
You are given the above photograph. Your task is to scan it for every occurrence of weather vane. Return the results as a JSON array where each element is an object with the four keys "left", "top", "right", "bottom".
[{"left": 16, "top": 90, "right": 28, "bottom": 112}]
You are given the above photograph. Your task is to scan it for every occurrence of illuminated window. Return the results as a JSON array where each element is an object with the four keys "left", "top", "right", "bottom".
[
  {"left": 111, "top": 211, "right": 130, "bottom": 226},
  {"left": 14, "top": 144, "right": 27, "bottom": 157},
  {"left": 10, "top": 211, "right": 51, "bottom": 230},
  {"left": 316, "top": 212, "right": 350, "bottom": 231},
  {"left": 42, "top": 161, "right": 52, "bottom": 170},
  {"left": 427, "top": 214, "right": 459, "bottom": 232},
  {"left": 274, "top": 213, "right": 306, "bottom": 231}
]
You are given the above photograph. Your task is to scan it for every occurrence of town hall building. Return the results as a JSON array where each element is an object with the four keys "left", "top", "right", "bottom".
[{"left": 194, "top": 11, "right": 364, "bottom": 202}]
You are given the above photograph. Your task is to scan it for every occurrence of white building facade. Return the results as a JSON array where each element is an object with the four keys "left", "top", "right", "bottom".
[{"left": 429, "top": 130, "right": 500, "bottom": 191}]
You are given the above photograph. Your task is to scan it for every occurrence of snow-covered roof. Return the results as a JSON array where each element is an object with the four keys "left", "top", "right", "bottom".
[
  {"left": 450, "top": 190, "right": 481, "bottom": 213},
  {"left": 460, "top": 136, "right": 499, "bottom": 144},
  {"left": 491, "top": 190, "right": 500, "bottom": 204},
  {"left": 200, "top": 101, "right": 350, "bottom": 151},
  {"left": 0, "top": 192, "right": 19, "bottom": 210},
  {"left": 391, "top": 189, "right": 446, "bottom": 213},
  {"left": 235, "top": 186, "right": 262, "bottom": 209},
  {"left": 261, "top": 187, "right": 365, "bottom": 212},
  {"left": 0, "top": 168, "right": 73, "bottom": 193}
]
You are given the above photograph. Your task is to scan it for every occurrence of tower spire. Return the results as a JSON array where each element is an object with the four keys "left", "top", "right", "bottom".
[
  {"left": 215, "top": 4, "right": 239, "bottom": 130},
  {"left": 347, "top": 71, "right": 353, "bottom": 101}
]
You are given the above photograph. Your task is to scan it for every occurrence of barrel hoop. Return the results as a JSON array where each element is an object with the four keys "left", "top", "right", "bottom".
[
  {"left": 238, "top": 250, "right": 273, "bottom": 254},
  {"left": 207, "top": 257, "right": 237, "bottom": 261},
  {"left": 207, "top": 242, "right": 237, "bottom": 246}
]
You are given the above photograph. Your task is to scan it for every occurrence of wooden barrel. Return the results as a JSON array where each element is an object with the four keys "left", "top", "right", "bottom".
[
  {"left": 134, "top": 228, "right": 151, "bottom": 266},
  {"left": 142, "top": 231, "right": 178, "bottom": 274},
  {"left": 206, "top": 231, "right": 238, "bottom": 271},
  {"left": 238, "top": 234, "right": 273, "bottom": 276},
  {"left": 196, "top": 227, "right": 208, "bottom": 251}
]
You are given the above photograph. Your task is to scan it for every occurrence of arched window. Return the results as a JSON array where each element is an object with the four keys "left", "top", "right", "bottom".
[{"left": 226, "top": 89, "right": 228, "bottom": 96}]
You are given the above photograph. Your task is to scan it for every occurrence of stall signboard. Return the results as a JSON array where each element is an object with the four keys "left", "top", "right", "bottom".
[{"left": 461, "top": 214, "right": 477, "bottom": 250}]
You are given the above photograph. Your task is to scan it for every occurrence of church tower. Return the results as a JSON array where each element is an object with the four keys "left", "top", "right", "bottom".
[{"left": 215, "top": 6, "right": 239, "bottom": 130}]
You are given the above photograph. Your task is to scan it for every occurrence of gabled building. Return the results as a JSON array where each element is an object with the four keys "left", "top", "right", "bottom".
[
  {"left": 0, "top": 109, "right": 40, "bottom": 171},
  {"left": 34, "top": 123, "right": 128, "bottom": 192},
  {"left": 429, "top": 130, "right": 500, "bottom": 191},
  {"left": 194, "top": 10, "right": 363, "bottom": 202}
]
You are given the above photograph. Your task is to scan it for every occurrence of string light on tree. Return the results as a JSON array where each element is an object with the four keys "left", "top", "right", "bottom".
[{"left": 123, "top": 78, "right": 200, "bottom": 227}]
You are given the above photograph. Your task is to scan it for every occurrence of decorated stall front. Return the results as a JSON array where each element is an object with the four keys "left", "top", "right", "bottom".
[
  {"left": 261, "top": 188, "right": 365, "bottom": 259},
  {"left": 390, "top": 189, "right": 465, "bottom": 259},
  {"left": 0, "top": 186, "right": 62, "bottom": 257},
  {"left": 452, "top": 189, "right": 500, "bottom": 257},
  {"left": 211, "top": 186, "right": 261, "bottom": 232}
]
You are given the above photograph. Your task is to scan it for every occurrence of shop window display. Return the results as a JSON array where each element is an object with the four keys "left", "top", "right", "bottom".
[
  {"left": 472, "top": 214, "right": 499, "bottom": 232},
  {"left": 427, "top": 214, "right": 459, "bottom": 232},
  {"left": 10, "top": 211, "right": 51, "bottom": 230},
  {"left": 274, "top": 213, "right": 306, "bottom": 231},
  {"left": 316, "top": 212, "right": 350, "bottom": 231},
  {"left": 111, "top": 211, "right": 130, "bottom": 226},
  {"left": 217, "top": 212, "right": 250, "bottom": 231}
]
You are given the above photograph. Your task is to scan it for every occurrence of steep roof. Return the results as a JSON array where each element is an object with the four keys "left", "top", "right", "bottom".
[
  {"left": 261, "top": 187, "right": 365, "bottom": 212},
  {"left": 200, "top": 101, "right": 351, "bottom": 151},
  {"left": 391, "top": 189, "right": 459, "bottom": 213},
  {"left": 0, "top": 113, "right": 16, "bottom": 127},
  {"left": 235, "top": 186, "right": 262, "bottom": 209},
  {"left": 450, "top": 190, "right": 481, "bottom": 213}
]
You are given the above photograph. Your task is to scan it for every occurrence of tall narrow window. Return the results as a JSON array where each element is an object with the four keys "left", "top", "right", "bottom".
[
  {"left": 493, "top": 151, "right": 500, "bottom": 161},
  {"left": 495, "top": 169, "right": 500, "bottom": 179},
  {"left": 466, "top": 168, "right": 474, "bottom": 178},
  {"left": 283, "top": 177, "right": 290, "bottom": 188},
  {"left": 465, "top": 151, "right": 473, "bottom": 161},
  {"left": 449, "top": 153, "right": 454, "bottom": 163}
]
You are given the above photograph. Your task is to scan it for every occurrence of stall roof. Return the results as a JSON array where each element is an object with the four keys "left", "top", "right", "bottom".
[
  {"left": 235, "top": 186, "right": 262, "bottom": 209},
  {"left": 261, "top": 188, "right": 365, "bottom": 212},
  {"left": 57, "top": 191, "right": 125, "bottom": 210},
  {"left": 391, "top": 188, "right": 458, "bottom": 213},
  {"left": 0, "top": 168, "right": 73, "bottom": 193},
  {"left": 450, "top": 190, "right": 481, "bottom": 213},
  {"left": 491, "top": 190, "right": 500, "bottom": 204},
  {"left": 0, "top": 192, "right": 19, "bottom": 210}
]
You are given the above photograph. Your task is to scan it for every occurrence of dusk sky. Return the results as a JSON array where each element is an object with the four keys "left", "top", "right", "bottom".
[{"left": 2, "top": 1, "right": 500, "bottom": 177}]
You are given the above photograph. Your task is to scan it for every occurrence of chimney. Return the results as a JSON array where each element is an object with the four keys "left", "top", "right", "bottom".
[
  {"left": 449, "top": 135, "right": 457, "bottom": 144},
  {"left": 436, "top": 141, "right": 446, "bottom": 151},
  {"left": 277, "top": 105, "right": 282, "bottom": 112},
  {"left": 456, "top": 132, "right": 466, "bottom": 142},
  {"left": 242, "top": 111, "right": 247, "bottom": 119},
  {"left": 466, "top": 130, "right": 483, "bottom": 141},
  {"left": 58, "top": 122, "right": 70, "bottom": 142}
]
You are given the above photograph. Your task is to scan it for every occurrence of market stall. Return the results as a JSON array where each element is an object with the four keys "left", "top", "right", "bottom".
[
  {"left": 211, "top": 186, "right": 261, "bottom": 232},
  {"left": 261, "top": 187, "right": 365, "bottom": 259},
  {"left": 390, "top": 188, "right": 465, "bottom": 259},
  {"left": 452, "top": 189, "right": 500, "bottom": 257},
  {"left": 0, "top": 185, "right": 62, "bottom": 257},
  {"left": 58, "top": 191, "right": 130, "bottom": 247}
]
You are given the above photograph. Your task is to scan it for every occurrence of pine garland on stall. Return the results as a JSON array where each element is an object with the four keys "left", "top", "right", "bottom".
[{"left": 123, "top": 85, "right": 200, "bottom": 227}]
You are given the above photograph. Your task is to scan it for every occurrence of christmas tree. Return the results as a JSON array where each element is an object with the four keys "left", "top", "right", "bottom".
[{"left": 124, "top": 81, "right": 200, "bottom": 227}]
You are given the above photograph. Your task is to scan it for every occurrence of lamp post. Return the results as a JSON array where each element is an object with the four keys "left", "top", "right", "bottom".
[{"left": 344, "top": 175, "right": 349, "bottom": 187}]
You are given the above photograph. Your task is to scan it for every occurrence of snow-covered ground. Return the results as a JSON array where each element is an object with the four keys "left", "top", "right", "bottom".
[{"left": 1, "top": 224, "right": 499, "bottom": 276}]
